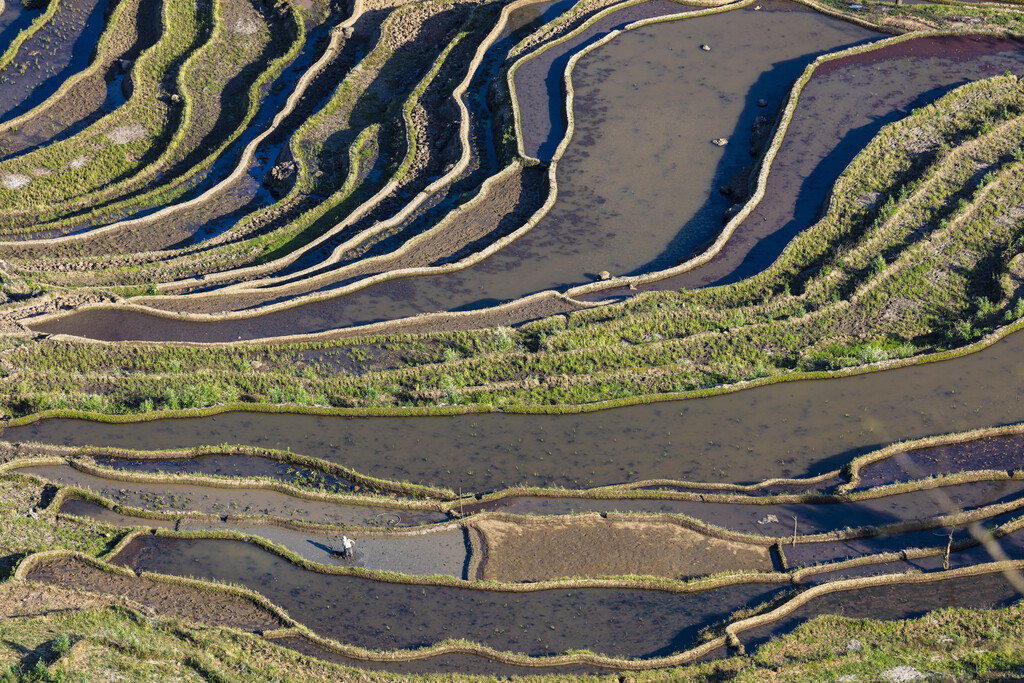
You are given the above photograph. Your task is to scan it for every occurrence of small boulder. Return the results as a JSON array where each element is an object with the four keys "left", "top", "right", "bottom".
[
  {"left": 342, "top": 26, "right": 354, "bottom": 38},
  {"left": 712, "top": 137, "right": 728, "bottom": 147},
  {"left": 598, "top": 270, "right": 611, "bottom": 281},
  {"left": 700, "top": 43, "right": 711, "bottom": 51},
  {"left": 757, "top": 98, "right": 768, "bottom": 107}
]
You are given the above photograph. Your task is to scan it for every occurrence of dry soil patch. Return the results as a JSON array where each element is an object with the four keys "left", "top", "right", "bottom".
[{"left": 473, "top": 514, "right": 772, "bottom": 581}]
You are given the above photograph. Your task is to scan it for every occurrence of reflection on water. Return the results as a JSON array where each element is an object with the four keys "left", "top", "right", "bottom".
[
  {"left": 9, "top": 329, "right": 1024, "bottom": 492},
  {"left": 113, "top": 535, "right": 784, "bottom": 658}
]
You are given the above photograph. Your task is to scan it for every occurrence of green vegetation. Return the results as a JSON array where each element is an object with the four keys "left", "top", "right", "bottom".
[
  {"left": 0, "top": 595, "right": 1022, "bottom": 681},
  {"left": 0, "top": 478, "right": 114, "bottom": 580},
  {"left": 3, "top": 0, "right": 1024, "bottom": 680},
  {"left": 7, "top": 74, "right": 1024, "bottom": 413},
  {"left": 0, "top": 0, "right": 207, "bottom": 216}
]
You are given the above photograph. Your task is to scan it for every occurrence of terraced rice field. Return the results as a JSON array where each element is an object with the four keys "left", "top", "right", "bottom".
[{"left": 3, "top": 0, "right": 1024, "bottom": 679}]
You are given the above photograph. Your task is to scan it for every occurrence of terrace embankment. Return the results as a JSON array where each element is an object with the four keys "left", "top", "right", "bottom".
[
  {"left": 109, "top": 534, "right": 785, "bottom": 658},
  {"left": 0, "top": 0, "right": 110, "bottom": 122},
  {"left": 464, "top": 480, "right": 1024, "bottom": 535},
  {"left": 0, "top": 0, "right": 162, "bottom": 158},
  {"left": 511, "top": 0, "right": 701, "bottom": 161},
  {"left": 54, "top": 495, "right": 470, "bottom": 576},
  {"left": 139, "top": 162, "right": 551, "bottom": 314},
  {"left": 0, "top": 0, "right": 302, "bottom": 232},
  {"left": 31, "top": 0, "right": 884, "bottom": 337},
  {"left": 0, "top": 0, "right": 44, "bottom": 64},
  {"left": 734, "top": 569, "right": 1024, "bottom": 652},
  {"left": 854, "top": 433, "right": 1024, "bottom": 490},
  {"left": 9, "top": 325, "right": 1024, "bottom": 490},
  {"left": 14, "top": 463, "right": 449, "bottom": 526},
  {"left": 470, "top": 513, "right": 772, "bottom": 580},
  {"left": 24, "top": 553, "right": 284, "bottom": 631},
  {"left": 586, "top": 32, "right": 1024, "bottom": 299},
  {"left": 273, "top": 635, "right": 615, "bottom": 676}
]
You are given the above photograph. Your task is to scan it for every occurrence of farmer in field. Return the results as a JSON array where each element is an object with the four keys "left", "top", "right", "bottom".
[{"left": 341, "top": 535, "right": 355, "bottom": 559}]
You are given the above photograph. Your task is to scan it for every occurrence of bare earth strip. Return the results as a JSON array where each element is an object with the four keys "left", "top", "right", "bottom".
[{"left": 471, "top": 513, "right": 772, "bottom": 581}]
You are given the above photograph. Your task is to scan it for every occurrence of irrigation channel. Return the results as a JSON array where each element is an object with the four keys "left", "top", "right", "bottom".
[{"left": 3, "top": 0, "right": 1024, "bottom": 677}]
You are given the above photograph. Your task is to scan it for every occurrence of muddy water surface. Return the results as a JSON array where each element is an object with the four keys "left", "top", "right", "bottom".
[
  {"left": 275, "top": 636, "right": 615, "bottom": 677},
  {"left": 30, "top": 2, "right": 882, "bottom": 339},
  {"left": 8, "top": 329, "right": 1024, "bottom": 492},
  {"left": 18, "top": 464, "right": 448, "bottom": 526},
  {"left": 857, "top": 435, "right": 1024, "bottom": 490},
  {"left": 59, "top": 497, "right": 177, "bottom": 528},
  {"left": 737, "top": 571, "right": 1023, "bottom": 651},
  {"left": 180, "top": 522, "right": 470, "bottom": 577},
  {"left": 466, "top": 480, "right": 1024, "bottom": 536},
  {"left": 0, "top": 0, "right": 110, "bottom": 121},
  {"left": 112, "top": 535, "right": 784, "bottom": 658},
  {"left": 92, "top": 453, "right": 361, "bottom": 494},
  {"left": 513, "top": 0, "right": 699, "bottom": 160},
  {"left": 642, "top": 34, "right": 1024, "bottom": 292}
]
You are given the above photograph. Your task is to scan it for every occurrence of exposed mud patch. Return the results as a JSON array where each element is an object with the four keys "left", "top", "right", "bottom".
[
  {"left": 106, "top": 123, "right": 148, "bottom": 145},
  {"left": 25, "top": 555, "right": 282, "bottom": 631},
  {"left": 473, "top": 514, "right": 771, "bottom": 581},
  {"left": 1, "top": 173, "right": 30, "bottom": 190}
]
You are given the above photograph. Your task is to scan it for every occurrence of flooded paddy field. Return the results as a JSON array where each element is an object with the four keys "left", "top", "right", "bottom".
[
  {"left": 465, "top": 479, "right": 1024, "bottom": 536},
  {"left": 0, "top": 0, "right": 110, "bottom": 123},
  {"left": 0, "top": 0, "right": 162, "bottom": 159},
  {"left": 736, "top": 571, "right": 1024, "bottom": 652},
  {"left": 6, "top": 0, "right": 1024, "bottom": 678},
  {"left": 16, "top": 463, "right": 448, "bottom": 527},
  {"left": 90, "top": 452, "right": 363, "bottom": 494},
  {"left": 110, "top": 535, "right": 785, "bottom": 658},
  {"left": 855, "top": 434, "right": 1024, "bottom": 490},
  {"left": 9, "top": 326, "right": 1024, "bottom": 491},
  {"left": 57, "top": 497, "right": 469, "bottom": 576},
  {"left": 274, "top": 636, "right": 617, "bottom": 677}
]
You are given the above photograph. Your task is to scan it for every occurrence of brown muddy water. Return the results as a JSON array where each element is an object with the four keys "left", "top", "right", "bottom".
[
  {"left": 17, "top": 464, "right": 449, "bottom": 526},
  {"left": 112, "top": 535, "right": 785, "bottom": 658},
  {"left": 59, "top": 497, "right": 177, "bottom": 528},
  {"left": 625, "top": 33, "right": 1024, "bottom": 294},
  {"left": 856, "top": 435, "right": 1024, "bottom": 490},
  {"left": 30, "top": 1, "right": 885, "bottom": 340},
  {"left": 783, "top": 509, "right": 1024, "bottom": 567},
  {"left": 275, "top": 636, "right": 615, "bottom": 677},
  {"left": 736, "top": 571, "right": 1024, "bottom": 651},
  {"left": 26, "top": 554, "right": 283, "bottom": 631},
  {"left": 513, "top": 0, "right": 702, "bottom": 160},
  {"left": 8, "top": 328, "right": 1024, "bottom": 492},
  {"left": 57, "top": 497, "right": 468, "bottom": 576},
  {"left": 0, "top": 0, "right": 111, "bottom": 122},
  {"left": 464, "top": 480, "right": 1024, "bottom": 536},
  {"left": 91, "top": 453, "right": 362, "bottom": 494}
]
